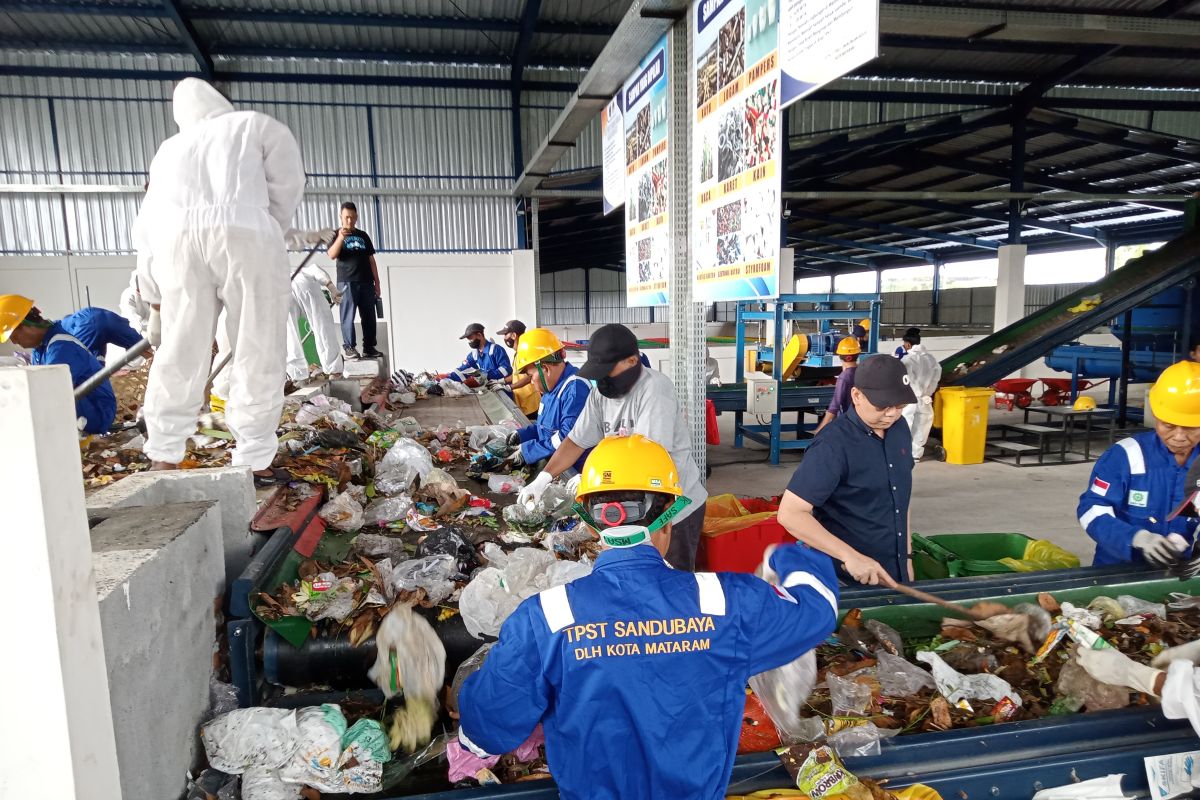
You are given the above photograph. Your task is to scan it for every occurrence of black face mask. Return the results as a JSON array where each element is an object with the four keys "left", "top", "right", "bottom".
[
  {"left": 597, "top": 362, "right": 642, "bottom": 399},
  {"left": 468, "top": 337, "right": 483, "bottom": 349},
  {"left": 504, "top": 336, "right": 517, "bottom": 349}
]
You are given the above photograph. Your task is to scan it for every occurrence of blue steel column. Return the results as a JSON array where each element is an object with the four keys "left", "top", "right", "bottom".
[{"left": 734, "top": 302, "right": 745, "bottom": 448}]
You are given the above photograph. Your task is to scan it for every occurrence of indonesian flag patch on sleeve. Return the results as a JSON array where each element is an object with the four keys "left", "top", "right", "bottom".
[
  {"left": 1091, "top": 477, "right": 1110, "bottom": 497},
  {"left": 771, "top": 585, "right": 798, "bottom": 604}
]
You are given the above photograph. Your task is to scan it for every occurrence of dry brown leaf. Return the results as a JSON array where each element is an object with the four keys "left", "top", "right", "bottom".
[
  {"left": 930, "top": 696, "right": 952, "bottom": 730},
  {"left": 1037, "top": 592, "right": 1061, "bottom": 614}
]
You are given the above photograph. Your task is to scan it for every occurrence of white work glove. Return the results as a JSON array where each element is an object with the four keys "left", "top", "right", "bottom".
[
  {"left": 505, "top": 448, "right": 526, "bottom": 468},
  {"left": 1075, "top": 645, "right": 1162, "bottom": 696},
  {"left": 1151, "top": 640, "right": 1200, "bottom": 669},
  {"left": 1133, "top": 530, "right": 1188, "bottom": 566},
  {"left": 147, "top": 308, "right": 162, "bottom": 348},
  {"left": 326, "top": 282, "right": 343, "bottom": 304},
  {"left": 565, "top": 473, "right": 582, "bottom": 496},
  {"left": 517, "top": 471, "right": 553, "bottom": 510}
]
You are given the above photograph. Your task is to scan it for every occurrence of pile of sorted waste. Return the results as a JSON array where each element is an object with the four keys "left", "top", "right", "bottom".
[{"left": 740, "top": 590, "right": 1200, "bottom": 760}]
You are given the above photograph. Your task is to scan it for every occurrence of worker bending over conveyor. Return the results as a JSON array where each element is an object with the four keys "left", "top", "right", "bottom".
[
  {"left": 1077, "top": 360, "right": 1200, "bottom": 566},
  {"left": 497, "top": 319, "right": 541, "bottom": 418},
  {"left": 57, "top": 305, "right": 146, "bottom": 363},
  {"left": 442, "top": 323, "right": 511, "bottom": 387},
  {"left": 0, "top": 294, "right": 116, "bottom": 434},
  {"left": 503, "top": 328, "right": 591, "bottom": 471},
  {"left": 518, "top": 323, "right": 708, "bottom": 570},
  {"left": 457, "top": 435, "right": 839, "bottom": 800},
  {"left": 283, "top": 229, "right": 343, "bottom": 382},
  {"left": 134, "top": 77, "right": 305, "bottom": 478}
]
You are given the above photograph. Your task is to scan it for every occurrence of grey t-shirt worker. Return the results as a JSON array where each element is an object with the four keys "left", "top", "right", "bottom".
[{"left": 518, "top": 323, "right": 709, "bottom": 570}]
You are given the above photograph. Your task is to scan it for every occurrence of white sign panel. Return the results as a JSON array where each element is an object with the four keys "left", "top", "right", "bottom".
[
  {"left": 601, "top": 95, "right": 625, "bottom": 215},
  {"left": 779, "top": 0, "right": 880, "bottom": 106},
  {"left": 623, "top": 35, "right": 671, "bottom": 307}
]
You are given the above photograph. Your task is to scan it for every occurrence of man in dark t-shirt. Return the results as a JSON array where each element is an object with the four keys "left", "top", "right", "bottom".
[{"left": 327, "top": 201, "right": 381, "bottom": 359}]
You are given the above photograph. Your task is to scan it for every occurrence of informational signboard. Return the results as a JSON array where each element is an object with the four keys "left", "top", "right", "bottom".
[
  {"left": 623, "top": 35, "right": 671, "bottom": 307},
  {"left": 601, "top": 95, "right": 625, "bottom": 215},
  {"left": 691, "top": 0, "right": 782, "bottom": 302},
  {"left": 779, "top": 0, "right": 880, "bottom": 106}
]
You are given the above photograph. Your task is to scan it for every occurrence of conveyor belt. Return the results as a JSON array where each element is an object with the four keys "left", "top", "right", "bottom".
[
  {"left": 707, "top": 381, "right": 835, "bottom": 412},
  {"left": 943, "top": 226, "right": 1200, "bottom": 387}
]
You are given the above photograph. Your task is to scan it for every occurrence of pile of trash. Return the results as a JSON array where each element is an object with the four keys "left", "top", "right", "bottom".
[{"left": 741, "top": 590, "right": 1200, "bottom": 759}]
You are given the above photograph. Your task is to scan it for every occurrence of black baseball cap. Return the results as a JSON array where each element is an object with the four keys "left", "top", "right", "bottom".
[
  {"left": 853, "top": 355, "right": 917, "bottom": 407},
  {"left": 460, "top": 322, "right": 485, "bottom": 339},
  {"left": 578, "top": 323, "right": 639, "bottom": 380},
  {"left": 497, "top": 320, "right": 526, "bottom": 335},
  {"left": 903, "top": 327, "right": 922, "bottom": 344}
]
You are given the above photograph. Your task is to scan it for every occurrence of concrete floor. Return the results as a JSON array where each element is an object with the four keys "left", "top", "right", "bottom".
[{"left": 703, "top": 404, "right": 1137, "bottom": 565}]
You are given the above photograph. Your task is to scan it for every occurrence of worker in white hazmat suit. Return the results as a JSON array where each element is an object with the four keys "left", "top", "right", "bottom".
[
  {"left": 899, "top": 329, "right": 941, "bottom": 462},
  {"left": 284, "top": 238, "right": 343, "bottom": 382},
  {"left": 136, "top": 78, "right": 305, "bottom": 476}
]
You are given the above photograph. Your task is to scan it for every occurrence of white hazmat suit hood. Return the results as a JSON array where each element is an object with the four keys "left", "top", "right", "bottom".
[
  {"left": 173, "top": 77, "right": 234, "bottom": 130},
  {"left": 138, "top": 79, "right": 305, "bottom": 471}
]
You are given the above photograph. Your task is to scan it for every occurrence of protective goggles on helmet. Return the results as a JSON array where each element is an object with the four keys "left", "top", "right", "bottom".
[{"left": 572, "top": 493, "right": 691, "bottom": 545}]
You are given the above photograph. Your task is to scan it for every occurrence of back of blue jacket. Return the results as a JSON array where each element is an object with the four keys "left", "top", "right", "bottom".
[
  {"left": 518, "top": 363, "right": 591, "bottom": 470},
  {"left": 452, "top": 340, "right": 511, "bottom": 382},
  {"left": 458, "top": 542, "right": 838, "bottom": 799},
  {"left": 32, "top": 323, "right": 117, "bottom": 434},
  {"left": 61, "top": 307, "right": 142, "bottom": 360}
]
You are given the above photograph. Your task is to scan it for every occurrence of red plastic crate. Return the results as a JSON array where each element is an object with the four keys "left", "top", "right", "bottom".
[{"left": 697, "top": 496, "right": 792, "bottom": 573}]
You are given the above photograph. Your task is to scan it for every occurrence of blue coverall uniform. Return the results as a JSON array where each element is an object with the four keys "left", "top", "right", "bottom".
[
  {"left": 451, "top": 340, "right": 511, "bottom": 382},
  {"left": 516, "top": 363, "right": 591, "bottom": 471},
  {"left": 60, "top": 307, "right": 143, "bottom": 362},
  {"left": 458, "top": 542, "right": 839, "bottom": 800},
  {"left": 31, "top": 322, "right": 117, "bottom": 434},
  {"left": 1077, "top": 430, "right": 1200, "bottom": 565}
]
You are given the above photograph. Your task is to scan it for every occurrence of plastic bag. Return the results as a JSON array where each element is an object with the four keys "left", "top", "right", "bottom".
[
  {"left": 439, "top": 378, "right": 472, "bottom": 396},
  {"left": 305, "top": 575, "right": 359, "bottom": 623},
  {"left": 875, "top": 652, "right": 936, "bottom": 697},
  {"left": 467, "top": 425, "right": 512, "bottom": 452},
  {"left": 240, "top": 768, "right": 299, "bottom": 800},
  {"left": 364, "top": 496, "right": 414, "bottom": 526},
  {"left": 916, "top": 651, "right": 1022, "bottom": 707},
  {"left": 1117, "top": 594, "right": 1166, "bottom": 619},
  {"left": 827, "top": 722, "right": 899, "bottom": 758},
  {"left": 503, "top": 502, "right": 548, "bottom": 533},
  {"left": 395, "top": 417, "right": 423, "bottom": 436},
  {"left": 702, "top": 494, "right": 779, "bottom": 537},
  {"left": 278, "top": 706, "right": 345, "bottom": 790},
  {"left": 380, "top": 438, "right": 433, "bottom": 482},
  {"left": 319, "top": 491, "right": 364, "bottom": 532},
  {"left": 368, "top": 604, "right": 446, "bottom": 705},
  {"left": 1061, "top": 601, "right": 1104, "bottom": 629},
  {"left": 748, "top": 650, "right": 819, "bottom": 744},
  {"left": 459, "top": 567, "right": 521, "bottom": 639},
  {"left": 201, "top": 708, "right": 299, "bottom": 773},
  {"left": 827, "top": 671, "right": 874, "bottom": 716},
  {"left": 543, "top": 525, "right": 595, "bottom": 558},
  {"left": 487, "top": 473, "right": 526, "bottom": 494},
  {"left": 504, "top": 547, "right": 558, "bottom": 594},
  {"left": 1056, "top": 652, "right": 1130, "bottom": 711},
  {"left": 420, "top": 467, "right": 469, "bottom": 508},
  {"left": 354, "top": 534, "right": 408, "bottom": 567},
  {"left": 374, "top": 465, "right": 418, "bottom": 496},
  {"left": 391, "top": 554, "right": 457, "bottom": 604},
  {"left": 415, "top": 527, "right": 479, "bottom": 578},
  {"left": 328, "top": 410, "right": 363, "bottom": 432},
  {"left": 541, "top": 483, "right": 578, "bottom": 519},
  {"left": 864, "top": 619, "right": 904, "bottom": 656},
  {"left": 449, "top": 643, "right": 494, "bottom": 715},
  {"left": 545, "top": 558, "right": 592, "bottom": 588},
  {"left": 997, "top": 539, "right": 1081, "bottom": 572},
  {"left": 481, "top": 542, "right": 509, "bottom": 569}
]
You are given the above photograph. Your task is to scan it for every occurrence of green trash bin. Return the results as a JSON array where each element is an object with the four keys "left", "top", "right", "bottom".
[{"left": 912, "top": 532, "right": 1033, "bottom": 580}]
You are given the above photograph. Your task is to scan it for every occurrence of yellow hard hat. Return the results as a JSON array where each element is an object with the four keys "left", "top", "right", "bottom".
[
  {"left": 1073, "top": 396, "right": 1097, "bottom": 411},
  {"left": 576, "top": 434, "right": 683, "bottom": 500},
  {"left": 858, "top": 318, "right": 871, "bottom": 331},
  {"left": 836, "top": 336, "right": 862, "bottom": 356},
  {"left": 1149, "top": 361, "right": 1200, "bottom": 427},
  {"left": 512, "top": 328, "right": 565, "bottom": 373},
  {"left": 0, "top": 294, "right": 34, "bottom": 343}
]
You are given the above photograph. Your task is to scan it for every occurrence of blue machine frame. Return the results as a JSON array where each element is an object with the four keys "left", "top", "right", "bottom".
[{"left": 733, "top": 293, "right": 882, "bottom": 465}]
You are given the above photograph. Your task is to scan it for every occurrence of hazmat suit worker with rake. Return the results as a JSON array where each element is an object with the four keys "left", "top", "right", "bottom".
[{"left": 135, "top": 78, "right": 305, "bottom": 477}]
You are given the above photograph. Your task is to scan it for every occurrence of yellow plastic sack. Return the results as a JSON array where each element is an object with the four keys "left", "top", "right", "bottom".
[
  {"left": 703, "top": 494, "right": 778, "bottom": 538},
  {"left": 998, "top": 539, "right": 1080, "bottom": 572},
  {"left": 725, "top": 786, "right": 941, "bottom": 800}
]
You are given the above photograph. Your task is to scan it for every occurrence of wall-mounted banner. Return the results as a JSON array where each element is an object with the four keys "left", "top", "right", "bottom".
[
  {"left": 623, "top": 35, "right": 671, "bottom": 307},
  {"left": 779, "top": 0, "right": 880, "bottom": 106},
  {"left": 692, "top": 0, "right": 782, "bottom": 302},
  {"left": 601, "top": 95, "right": 625, "bottom": 215}
]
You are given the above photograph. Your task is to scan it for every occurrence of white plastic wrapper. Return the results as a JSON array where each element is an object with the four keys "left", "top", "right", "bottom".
[
  {"left": 201, "top": 708, "right": 299, "bottom": 774},
  {"left": 319, "top": 491, "right": 364, "bottom": 532},
  {"left": 467, "top": 424, "right": 513, "bottom": 452},
  {"left": 917, "top": 650, "right": 1022, "bottom": 707},
  {"left": 363, "top": 496, "right": 413, "bottom": 526},
  {"left": 368, "top": 604, "right": 447, "bottom": 704},
  {"left": 459, "top": 567, "right": 521, "bottom": 639},
  {"left": 380, "top": 438, "right": 434, "bottom": 482},
  {"left": 391, "top": 554, "right": 457, "bottom": 604},
  {"left": 241, "top": 768, "right": 301, "bottom": 800},
  {"left": 487, "top": 473, "right": 526, "bottom": 494},
  {"left": 875, "top": 652, "right": 936, "bottom": 697},
  {"left": 748, "top": 650, "right": 820, "bottom": 744}
]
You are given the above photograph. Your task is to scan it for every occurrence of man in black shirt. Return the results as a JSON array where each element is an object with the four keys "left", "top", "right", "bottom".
[{"left": 327, "top": 201, "right": 381, "bottom": 359}]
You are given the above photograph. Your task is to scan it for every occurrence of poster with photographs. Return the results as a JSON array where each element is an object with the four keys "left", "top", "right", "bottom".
[
  {"left": 623, "top": 35, "right": 671, "bottom": 307},
  {"left": 692, "top": 0, "right": 782, "bottom": 302},
  {"left": 601, "top": 95, "right": 625, "bottom": 215}
]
